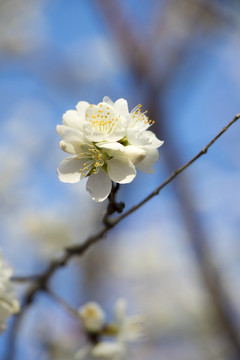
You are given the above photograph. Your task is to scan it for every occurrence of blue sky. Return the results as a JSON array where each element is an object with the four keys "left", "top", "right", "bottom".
[{"left": 0, "top": 1, "right": 240, "bottom": 359}]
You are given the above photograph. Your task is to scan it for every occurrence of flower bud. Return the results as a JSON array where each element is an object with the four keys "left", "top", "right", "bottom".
[{"left": 78, "top": 302, "right": 105, "bottom": 333}]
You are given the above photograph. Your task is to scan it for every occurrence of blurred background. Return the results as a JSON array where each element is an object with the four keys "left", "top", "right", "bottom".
[{"left": 0, "top": 0, "right": 240, "bottom": 359}]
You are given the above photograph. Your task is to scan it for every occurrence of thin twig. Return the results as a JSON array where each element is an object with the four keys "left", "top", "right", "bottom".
[
  {"left": 6, "top": 114, "right": 240, "bottom": 360},
  {"left": 117, "top": 113, "right": 240, "bottom": 222},
  {"left": 11, "top": 275, "right": 39, "bottom": 283},
  {"left": 47, "top": 288, "right": 80, "bottom": 319}
]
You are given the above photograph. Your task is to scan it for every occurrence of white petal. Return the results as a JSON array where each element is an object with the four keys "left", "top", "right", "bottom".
[
  {"left": 79, "top": 302, "right": 105, "bottom": 332},
  {"left": 57, "top": 125, "right": 85, "bottom": 141},
  {"left": 57, "top": 157, "right": 84, "bottom": 183},
  {"left": 84, "top": 120, "right": 126, "bottom": 143},
  {"left": 103, "top": 96, "right": 114, "bottom": 106},
  {"left": 107, "top": 157, "right": 136, "bottom": 184},
  {"left": 128, "top": 112, "right": 150, "bottom": 131},
  {"left": 144, "top": 131, "right": 164, "bottom": 148},
  {"left": 120, "top": 315, "right": 144, "bottom": 341},
  {"left": 76, "top": 101, "right": 89, "bottom": 122},
  {"left": 75, "top": 345, "right": 92, "bottom": 360},
  {"left": 57, "top": 125, "right": 86, "bottom": 154},
  {"left": 124, "top": 145, "right": 146, "bottom": 164},
  {"left": 114, "top": 298, "right": 127, "bottom": 326},
  {"left": 136, "top": 148, "right": 159, "bottom": 174},
  {"left": 59, "top": 140, "right": 79, "bottom": 154},
  {"left": 86, "top": 169, "right": 112, "bottom": 202},
  {"left": 62, "top": 110, "right": 83, "bottom": 131},
  {"left": 114, "top": 98, "right": 129, "bottom": 118},
  {"left": 127, "top": 129, "right": 163, "bottom": 148},
  {"left": 97, "top": 142, "right": 126, "bottom": 157},
  {"left": 56, "top": 124, "right": 67, "bottom": 137},
  {"left": 91, "top": 342, "right": 125, "bottom": 359}
]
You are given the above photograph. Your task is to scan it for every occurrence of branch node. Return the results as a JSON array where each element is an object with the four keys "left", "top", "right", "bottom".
[
  {"left": 103, "top": 216, "right": 117, "bottom": 228},
  {"left": 103, "top": 182, "right": 125, "bottom": 226}
]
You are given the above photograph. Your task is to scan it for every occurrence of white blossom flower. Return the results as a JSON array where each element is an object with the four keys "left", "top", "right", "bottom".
[
  {"left": 75, "top": 299, "right": 143, "bottom": 360},
  {"left": 113, "top": 298, "right": 143, "bottom": 342},
  {"left": 79, "top": 302, "right": 106, "bottom": 333},
  {"left": 90, "top": 341, "right": 125, "bottom": 360},
  {"left": 0, "top": 253, "right": 20, "bottom": 333},
  {"left": 75, "top": 342, "right": 125, "bottom": 360},
  {"left": 102, "top": 97, "right": 164, "bottom": 174},
  {"left": 57, "top": 97, "right": 163, "bottom": 201}
]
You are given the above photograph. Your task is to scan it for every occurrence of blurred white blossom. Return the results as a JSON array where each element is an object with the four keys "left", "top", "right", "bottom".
[
  {"left": 57, "top": 97, "right": 163, "bottom": 201},
  {"left": 90, "top": 342, "right": 125, "bottom": 360},
  {"left": 0, "top": 252, "right": 20, "bottom": 333},
  {"left": 76, "top": 299, "right": 143, "bottom": 360},
  {"left": 113, "top": 298, "right": 143, "bottom": 342},
  {"left": 79, "top": 302, "right": 106, "bottom": 333}
]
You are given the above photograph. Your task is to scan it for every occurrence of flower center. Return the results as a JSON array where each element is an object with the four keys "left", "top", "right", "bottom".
[
  {"left": 86, "top": 104, "right": 121, "bottom": 135},
  {"left": 130, "top": 104, "right": 154, "bottom": 128},
  {"left": 77, "top": 144, "right": 105, "bottom": 176}
]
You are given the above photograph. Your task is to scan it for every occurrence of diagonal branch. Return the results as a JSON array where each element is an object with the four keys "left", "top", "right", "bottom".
[
  {"left": 117, "top": 113, "right": 240, "bottom": 222},
  {"left": 7, "top": 114, "right": 240, "bottom": 360}
]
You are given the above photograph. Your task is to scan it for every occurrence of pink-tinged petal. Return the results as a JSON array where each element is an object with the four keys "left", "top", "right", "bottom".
[
  {"left": 107, "top": 157, "right": 136, "bottom": 184},
  {"left": 114, "top": 98, "right": 129, "bottom": 118},
  {"left": 62, "top": 110, "right": 83, "bottom": 131},
  {"left": 86, "top": 169, "right": 112, "bottom": 202},
  {"left": 136, "top": 148, "right": 159, "bottom": 174},
  {"left": 57, "top": 157, "right": 84, "bottom": 183},
  {"left": 75, "top": 101, "right": 89, "bottom": 122}
]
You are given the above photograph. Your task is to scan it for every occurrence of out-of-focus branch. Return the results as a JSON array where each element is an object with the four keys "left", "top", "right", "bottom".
[
  {"left": 7, "top": 114, "right": 239, "bottom": 359},
  {"left": 93, "top": 1, "right": 240, "bottom": 359},
  {"left": 11, "top": 275, "right": 39, "bottom": 283},
  {"left": 94, "top": 0, "right": 230, "bottom": 89},
  {"left": 47, "top": 288, "right": 80, "bottom": 319},
  {"left": 95, "top": 0, "right": 240, "bottom": 359}
]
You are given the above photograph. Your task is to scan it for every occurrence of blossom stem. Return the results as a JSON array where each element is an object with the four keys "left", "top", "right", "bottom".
[
  {"left": 103, "top": 182, "right": 125, "bottom": 227},
  {"left": 46, "top": 288, "right": 80, "bottom": 319}
]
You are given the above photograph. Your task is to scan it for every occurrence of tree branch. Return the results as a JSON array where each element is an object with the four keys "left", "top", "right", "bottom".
[
  {"left": 47, "top": 288, "right": 80, "bottom": 320},
  {"left": 103, "top": 183, "right": 124, "bottom": 227},
  {"left": 117, "top": 113, "right": 240, "bottom": 222},
  {"left": 7, "top": 114, "right": 239, "bottom": 360},
  {"left": 92, "top": 2, "right": 240, "bottom": 358}
]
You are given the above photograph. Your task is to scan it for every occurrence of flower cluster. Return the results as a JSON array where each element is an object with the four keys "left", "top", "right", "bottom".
[
  {"left": 0, "top": 253, "right": 20, "bottom": 333},
  {"left": 57, "top": 97, "right": 163, "bottom": 201},
  {"left": 76, "top": 299, "right": 143, "bottom": 360}
]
